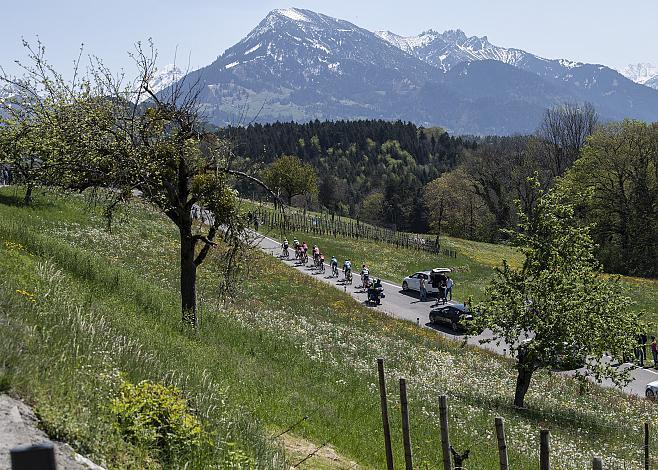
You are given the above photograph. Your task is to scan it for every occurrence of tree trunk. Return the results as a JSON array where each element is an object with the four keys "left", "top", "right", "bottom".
[
  {"left": 514, "top": 365, "right": 534, "bottom": 408},
  {"left": 24, "top": 183, "right": 33, "bottom": 205},
  {"left": 179, "top": 228, "right": 197, "bottom": 326}
]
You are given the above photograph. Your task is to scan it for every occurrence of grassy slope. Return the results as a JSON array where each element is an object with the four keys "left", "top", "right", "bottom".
[{"left": 1, "top": 188, "right": 657, "bottom": 469}]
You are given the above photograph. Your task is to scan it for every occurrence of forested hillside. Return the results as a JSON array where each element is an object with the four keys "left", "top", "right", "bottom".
[
  {"left": 220, "top": 120, "right": 472, "bottom": 232},
  {"left": 224, "top": 108, "right": 657, "bottom": 278}
]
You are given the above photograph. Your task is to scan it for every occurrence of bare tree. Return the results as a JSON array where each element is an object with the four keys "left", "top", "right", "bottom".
[{"left": 537, "top": 102, "right": 598, "bottom": 178}]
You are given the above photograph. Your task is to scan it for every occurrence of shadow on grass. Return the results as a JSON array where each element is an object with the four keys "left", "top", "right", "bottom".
[
  {"left": 451, "top": 385, "right": 634, "bottom": 439},
  {"left": 0, "top": 192, "right": 27, "bottom": 207},
  {"left": 0, "top": 190, "right": 56, "bottom": 209}
]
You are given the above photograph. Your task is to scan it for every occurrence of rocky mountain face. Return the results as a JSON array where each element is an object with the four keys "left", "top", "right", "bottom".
[{"left": 163, "top": 8, "right": 658, "bottom": 135}]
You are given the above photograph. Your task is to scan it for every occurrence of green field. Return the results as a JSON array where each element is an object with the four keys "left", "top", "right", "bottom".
[{"left": 1, "top": 188, "right": 658, "bottom": 468}]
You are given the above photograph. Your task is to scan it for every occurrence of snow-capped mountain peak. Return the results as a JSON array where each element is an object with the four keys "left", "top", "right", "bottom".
[
  {"left": 150, "top": 64, "right": 183, "bottom": 93},
  {"left": 621, "top": 63, "right": 658, "bottom": 87},
  {"left": 137, "top": 64, "right": 183, "bottom": 102},
  {"left": 376, "top": 28, "right": 534, "bottom": 72}
]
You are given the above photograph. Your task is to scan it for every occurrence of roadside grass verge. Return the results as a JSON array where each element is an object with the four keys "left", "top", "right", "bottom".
[{"left": 1, "top": 188, "right": 657, "bottom": 469}]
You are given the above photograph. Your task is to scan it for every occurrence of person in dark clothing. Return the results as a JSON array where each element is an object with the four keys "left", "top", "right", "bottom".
[
  {"left": 431, "top": 271, "right": 448, "bottom": 306},
  {"left": 641, "top": 333, "right": 648, "bottom": 367},
  {"left": 637, "top": 335, "right": 645, "bottom": 367}
]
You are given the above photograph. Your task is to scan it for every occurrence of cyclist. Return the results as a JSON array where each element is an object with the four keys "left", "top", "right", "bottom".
[
  {"left": 313, "top": 244, "right": 320, "bottom": 265},
  {"left": 330, "top": 256, "right": 339, "bottom": 277},
  {"left": 302, "top": 241, "right": 309, "bottom": 263},
  {"left": 360, "top": 264, "right": 370, "bottom": 288},
  {"left": 282, "top": 239, "right": 289, "bottom": 258},
  {"left": 293, "top": 238, "right": 300, "bottom": 258},
  {"left": 319, "top": 253, "right": 326, "bottom": 272},
  {"left": 343, "top": 259, "right": 352, "bottom": 283}
]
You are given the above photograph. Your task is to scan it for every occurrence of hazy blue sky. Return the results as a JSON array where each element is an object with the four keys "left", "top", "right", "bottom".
[{"left": 2, "top": 0, "right": 656, "bottom": 77}]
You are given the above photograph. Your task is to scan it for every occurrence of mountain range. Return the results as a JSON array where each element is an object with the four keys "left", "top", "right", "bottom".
[{"left": 158, "top": 8, "right": 658, "bottom": 134}]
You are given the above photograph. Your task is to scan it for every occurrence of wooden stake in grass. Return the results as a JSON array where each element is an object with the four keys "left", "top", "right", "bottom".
[
  {"left": 439, "top": 395, "right": 452, "bottom": 470},
  {"left": 400, "top": 378, "right": 413, "bottom": 470},
  {"left": 592, "top": 456, "right": 603, "bottom": 470},
  {"left": 377, "top": 359, "right": 394, "bottom": 470},
  {"left": 540, "top": 429, "right": 550, "bottom": 470},
  {"left": 645, "top": 422, "right": 650, "bottom": 470},
  {"left": 495, "top": 417, "right": 509, "bottom": 470}
]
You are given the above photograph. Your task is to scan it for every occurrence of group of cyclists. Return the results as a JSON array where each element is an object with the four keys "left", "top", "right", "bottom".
[{"left": 280, "top": 238, "right": 385, "bottom": 305}]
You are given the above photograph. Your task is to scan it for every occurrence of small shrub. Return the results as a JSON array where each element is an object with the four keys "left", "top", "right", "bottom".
[
  {"left": 111, "top": 378, "right": 205, "bottom": 463},
  {"left": 221, "top": 441, "right": 255, "bottom": 469}
]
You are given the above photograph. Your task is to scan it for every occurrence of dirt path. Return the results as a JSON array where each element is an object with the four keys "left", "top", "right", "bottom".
[{"left": 0, "top": 394, "right": 103, "bottom": 470}]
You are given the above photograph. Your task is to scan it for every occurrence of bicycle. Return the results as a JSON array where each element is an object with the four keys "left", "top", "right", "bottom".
[
  {"left": 331, "top": 264, "right": 339, "bottom": 277},
  {"left": 345, "top": 269, "right": 353, "bottom": 284},
  {"left": 282, "top": 246, "right": 289, "bottom": 259}
]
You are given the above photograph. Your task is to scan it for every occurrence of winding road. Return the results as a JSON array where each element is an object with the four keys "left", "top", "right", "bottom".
[{"left": 256, "top": 233, "right": 658, "bottom": 398}]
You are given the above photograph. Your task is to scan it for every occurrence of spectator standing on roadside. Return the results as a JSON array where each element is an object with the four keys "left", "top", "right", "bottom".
[
  {"left": 641, "top": 333, "right": 648, "bottom": 366},
  {"left": 637, "top": 334, "right": 645, "bottom": 367},
  {"left": 652, "top": 336, "right": 658, "bottom": 368},
  {"left": 446, "top": 276, "right": 454, "bottom": 301},
  {"left": 419, "top": 275, "right": 427, "bottom": 302}
]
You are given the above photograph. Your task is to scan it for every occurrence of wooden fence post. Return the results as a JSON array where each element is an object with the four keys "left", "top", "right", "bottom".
[
  {"left": 592, "top": 456, "right": 603, "bottom": 470},
  {"left": 540, "top": 429, "right": 550, "bottom": 470},
  {"left": 377, "top": 359, "right": 394, "bottom": 470},
  {"left": 10, "top": 443, "right": 56, "bottom": 470},
  {"left": 439, "top": 395, "right": 452, "bottom": 470},
  {"left": 495, "top": 417, "right": 509, "bottom": 470},
  {"left": 400, "top": 378, "right": 413, "bottom": 470},
  {"left": 645, "top": 422, "right": 650, "bottom": 470}
]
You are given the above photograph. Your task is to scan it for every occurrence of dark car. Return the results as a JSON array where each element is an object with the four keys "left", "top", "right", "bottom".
[{"left": 429, "top": 303, "right": 472, "bottom": 332}]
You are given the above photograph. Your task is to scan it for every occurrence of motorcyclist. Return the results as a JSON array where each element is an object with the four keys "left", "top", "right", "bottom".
[{"left": 368, "top": 278, "right": 384, "bottom": 305}]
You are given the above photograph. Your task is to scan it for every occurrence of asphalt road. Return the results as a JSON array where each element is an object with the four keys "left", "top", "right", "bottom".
[{"left": 257, "top": 233, "right": 658, "bottom": 399}]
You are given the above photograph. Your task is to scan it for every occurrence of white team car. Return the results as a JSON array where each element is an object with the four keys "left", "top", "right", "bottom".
[
  {"left": 401, "top": 268, "right": 451, "bottom": 295},
  {"left": 646, "top": 380, "right": 658, "bottom": 399}
]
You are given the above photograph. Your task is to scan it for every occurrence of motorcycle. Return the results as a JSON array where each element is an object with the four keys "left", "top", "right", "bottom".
[{"left": 367, "top": 286, "right": 385, "bottom": 306}]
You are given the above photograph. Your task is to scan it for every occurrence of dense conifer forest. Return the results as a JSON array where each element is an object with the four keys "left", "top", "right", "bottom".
[{"left": 220, "top": 120, "right": 474, "bottom": 232}]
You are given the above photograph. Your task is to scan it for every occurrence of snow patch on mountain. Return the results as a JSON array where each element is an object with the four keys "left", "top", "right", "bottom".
[
  {"left": 558, "top": 59, "right": 582, "bottom": 69},
  {"left": 275, "top": 8, "right": 311, "bottom": 22},
  {"left": 374, "top": 30, "right": 438, "bottom": 54},
  {"left": 245, "top": 43, "right": 262, "bottom": 55}
]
